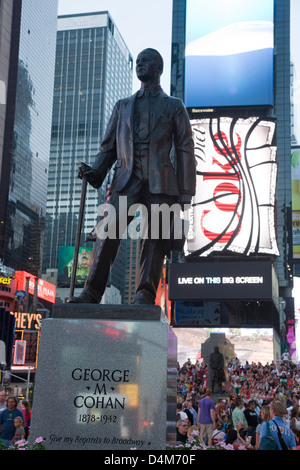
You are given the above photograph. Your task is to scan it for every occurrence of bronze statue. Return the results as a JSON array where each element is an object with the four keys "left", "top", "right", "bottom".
[
  {"left": 69, "top": 48, "right": 196, "bottom": 305},
  {"left": 209, "top": 346, "right": 225, "bottom": 394}
]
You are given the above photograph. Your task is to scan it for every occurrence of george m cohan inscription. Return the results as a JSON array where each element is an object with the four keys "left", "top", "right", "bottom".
[{"left": 48, "top": 366, "right": 147, "bottom": 449}]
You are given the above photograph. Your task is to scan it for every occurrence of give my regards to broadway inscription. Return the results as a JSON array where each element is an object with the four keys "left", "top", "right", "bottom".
[{"left": 71, "top": 368, "right": 130, "bottom": 422}]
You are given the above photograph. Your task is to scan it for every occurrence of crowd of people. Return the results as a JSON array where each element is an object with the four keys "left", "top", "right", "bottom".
[
  {"left": 0, "top": 390, "right": 32, "bottom": 448},
  {"left": 2, "top": 354, "right": 300, "bottom": 450},
  {"left": 176, "top": 355, "right": 300, "bottom": 450}
]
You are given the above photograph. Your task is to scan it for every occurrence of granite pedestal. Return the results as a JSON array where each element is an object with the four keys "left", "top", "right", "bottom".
[{"left": 29, "top": 304, "right": 177, "bottom": 450}]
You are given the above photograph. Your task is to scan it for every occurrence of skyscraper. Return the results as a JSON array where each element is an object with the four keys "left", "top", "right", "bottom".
[
  {"left": 0, "top": 0, "right": 15, "bottom": 179},
  {"left": 43, "top": 12, "right": 133, "bottom": 294},
  {"left": 170, "top": 0, "right": 294, "bottom": 348},
  {"left": 0, "top": 0, "right": 58, "bottom": 277}
]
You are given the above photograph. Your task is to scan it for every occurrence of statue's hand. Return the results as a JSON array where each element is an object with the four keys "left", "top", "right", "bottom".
[{"left": 78, "top": 162, "right": 101, "bottom": 189}]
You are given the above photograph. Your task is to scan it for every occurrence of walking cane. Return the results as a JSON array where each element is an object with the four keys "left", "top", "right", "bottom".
[{"left": 69, "top": 174, "right": 87, "bottom": 301}]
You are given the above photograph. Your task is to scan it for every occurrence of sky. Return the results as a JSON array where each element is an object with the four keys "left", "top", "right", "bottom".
[{"left": 57, "top": 0, "right": 173, "bottom": 93}]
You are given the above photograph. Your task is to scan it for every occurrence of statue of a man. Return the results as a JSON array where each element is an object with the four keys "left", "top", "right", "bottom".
[
  {"left": 209, "top": 346, "right": 225, "bottom": 393},
  {"left": 69, "top": 48, "right": 196, "bottom": 305}
]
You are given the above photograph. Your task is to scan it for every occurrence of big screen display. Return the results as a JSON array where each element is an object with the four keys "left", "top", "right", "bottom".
[
  {"left": 185, "top": 0, "right": 274, "bottom": 108},
  {"left": 292, "top": 147, "right": 300, "bottom": 258},
  {"left": 168, "top": 260, "right": 277, "bottom": 302}
]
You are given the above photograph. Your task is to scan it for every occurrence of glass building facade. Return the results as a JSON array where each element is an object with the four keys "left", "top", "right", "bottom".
[
  {"left": 43, "top": 12, "right": 133, "bottom": 299},
  {"left": 0, "top": 0, "right": 58, "bottom": 277}
]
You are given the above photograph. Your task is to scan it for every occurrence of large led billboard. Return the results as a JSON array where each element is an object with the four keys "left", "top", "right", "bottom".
[
  {"left": 169, "top": 260, "right": 278, "bottom": 302},
  {"left": 292, "top": 148, "right": 300, "bottom": 258},
  {"left": 186, "top": 117, "right": 279, "bottom": 257},
  {"left": 185, "top": 0, "right": 274, "bottom": 108},
  {"left": 58, "top": 246, "right": 93, "bottom": 287}
]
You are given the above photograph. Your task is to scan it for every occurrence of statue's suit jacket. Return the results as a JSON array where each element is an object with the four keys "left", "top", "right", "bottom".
[{"left": 91, "top": 89, "right": 196, "bottom": 199}]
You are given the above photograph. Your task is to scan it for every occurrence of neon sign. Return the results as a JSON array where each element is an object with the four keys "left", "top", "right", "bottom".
[
  {"left": 13, "top": 340, "right": 26, "bottom": 365},
  {"left": 14, "top": 271, "right": 56, "bottom": 304},
  {"left": 0, "top": 277, "right": 12, "bottom": 285},
  {"left": 187, "top": 117, "right": 279, "bottom": 257}
]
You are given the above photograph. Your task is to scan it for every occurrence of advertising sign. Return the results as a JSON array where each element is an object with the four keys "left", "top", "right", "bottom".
[
  {"left": 185, "top": 0, "right": 274, "bottom": 108},
  {"left": 14, "top": 271, "right": 56, "bottom": 304},
  {"left": 292, "top": 148, "right": 300, "bottom": 258},
  {"left": 13, "top": 340, "right": 26, "bottom": 365},
  {"left": 58, "top": 246, "right": 93, "bottom": 287},
  {"left": 169, "top": 261, "right": 278, "bottom": 301},
  {"left": 0, "top": 277, "right": 12, "bottom": 285},
  {"left": 11, "top": 311, "right": 43, "bottom": 330},
  {"left": 186, "top": 117, "right": 278, "bottom": 257}
]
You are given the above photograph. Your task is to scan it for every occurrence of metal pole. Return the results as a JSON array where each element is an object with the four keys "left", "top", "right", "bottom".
[
  {"left": 26, "top": 368, "right": 30, "bottom": 400},
  {"left": 69, "top": 176, "right": 87, "bottom": 300},
  {"left": 25, "top": 277, "right": 30, "bottom": 312}
]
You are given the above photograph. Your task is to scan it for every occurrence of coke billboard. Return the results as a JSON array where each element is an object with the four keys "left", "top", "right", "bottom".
[{"left": 186, "top": 117, "right": 279, "bottom": 258}]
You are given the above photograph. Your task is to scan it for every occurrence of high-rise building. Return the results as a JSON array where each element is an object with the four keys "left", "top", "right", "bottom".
[
  {"left": 0, "top": 0, "right": 15, "bottom": 181},
  {"left": 0, "top": 0, "right": 58, "bottom": 277},
  {"left": 170, "top": 0, "right": 294, "bottom": 349},
  {"left": 43, "top": 12, "right": 133, "bottom": 298},
  {"left": 291, "top": 0, "right": 300, "bottom": 275}
]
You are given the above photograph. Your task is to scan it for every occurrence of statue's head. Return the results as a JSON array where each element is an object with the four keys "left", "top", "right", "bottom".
[{"left": 136, "top": 48, "right": 164, "bottom": 83}]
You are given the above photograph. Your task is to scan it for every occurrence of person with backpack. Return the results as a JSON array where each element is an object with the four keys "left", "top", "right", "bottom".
[{"left": 259, "top": 401, "right": 297, "bottom": 450}]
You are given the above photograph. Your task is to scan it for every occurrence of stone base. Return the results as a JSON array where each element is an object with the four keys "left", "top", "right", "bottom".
[
  {"left": 52, "top": 303, "right": 168, "bottom": 321},
  {"left": 29, "top": 304, "right": 177, "bottom": 450},
  {"left": 211, "top": 392, "right": 229, "bottom": 404}
]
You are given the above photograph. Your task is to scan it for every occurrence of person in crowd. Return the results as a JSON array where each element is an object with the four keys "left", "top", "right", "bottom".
[
  {"left": 231, "top": 372, "right": 242, "bottom": 395},
  {"left": 215, "top": 398, "right": 229, "bottom": 422},
  {"left": 176, "top": 419, "right": 189, "bottom": 444},
  {"left": 292, "top": 429, "right": 300, "bottom": 450},
  {"left": 184, "top": 400, "right": 197, "bottom": 426},
  {"left": 255, "top": 404, "right": 270, "bottom": 450},
  {"left": 232, "top": 397, "right": 248, "bottom": 430},
  {"left": 282, "top": 349, "right": 290, "bottom": 362},
  {"left": 176, "top": 402, "right": 188, "bottom": 421},
  {"left": 177, "top": 380, "right": 189, "bottom": 398},
  {"left": 0, "top": 390, "right": 6, "bottom": 414},
  {"left": 291, "top": 407, "right": 300, "bottom": 432},
  {"left": 225, "top": 421, "right": 250, "bottom": 450},
  {"left": 0, "top": 397, "right": 24, "bottom": 447},
  {"left": 212, "top": 420, "right": 225, "bottom": 445},
  {"left": 243, "top": 400, "right": 259, "bottom": 437},
  {"left": 19, "top": 400, "right": 32, "bottom": 439},
  {"left": 196, "top": 362, "right": 207, "bottom": 388},
  {"left": 197, "top": 388, "right": 216, "bottom": 446},
  {"left": 259, "top": 401, "right": 297, "bottom": 450},
  {"left": 222, "top": 413, "right": 231, "bottom": 434},
  {"left": 11, "top": 416, "right": 25, "bottom": 445}
]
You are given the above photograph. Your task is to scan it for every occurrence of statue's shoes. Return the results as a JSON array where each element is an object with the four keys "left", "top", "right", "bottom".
[{"left": 68, "top": 292, "right": 99, "bottom": 304}]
